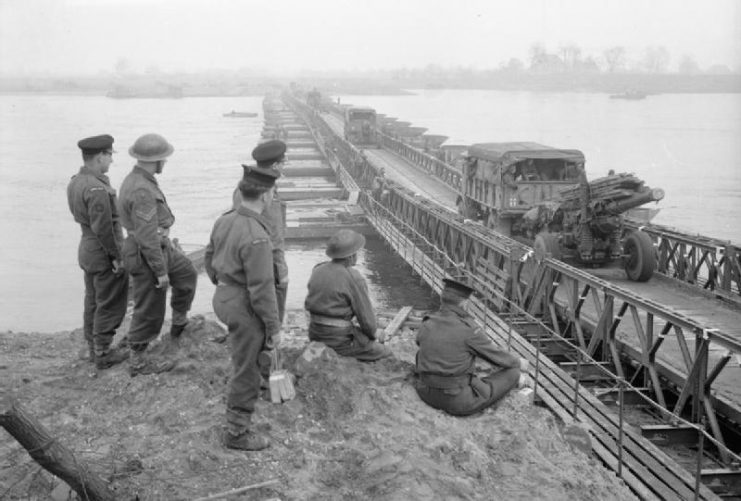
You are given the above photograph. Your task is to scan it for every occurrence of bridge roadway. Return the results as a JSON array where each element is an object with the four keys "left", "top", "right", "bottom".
[{"left": 322, "top": 114, "right": 741, "bottom": 380}]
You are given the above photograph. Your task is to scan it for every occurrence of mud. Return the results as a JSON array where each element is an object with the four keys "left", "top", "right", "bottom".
[{"left": 0, "top": 312, "right": 637, "bottom": 500}]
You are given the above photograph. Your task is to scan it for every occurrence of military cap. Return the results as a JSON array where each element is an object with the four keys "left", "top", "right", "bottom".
[
  {"left": 241, "top": 164, "right": 280, "bottom": 188},
  {"left": 252, "top": 139, "right": 287, "bottom": 167},
  {"left": 77, "top": 134, "right": 114, "bottom": 155},
  {"left": 326, "top": 229, "right": 366, "bottom": 259},
  {"left": 442, "top": 278, "right": 474, "bottom": 299}
]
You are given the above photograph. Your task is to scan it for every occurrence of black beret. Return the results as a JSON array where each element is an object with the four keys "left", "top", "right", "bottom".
[
  {"left": 252, "top": 140, "right": 286, "bottom": 167},
  {"left": 77, "top": 134, "right": 114, "bottom": 155},
  {"left": 442, "top": 278, "right": 474, "bottom": 299},
  {"left": 241, "top": 164, "right": 280, "bottom": 188}
]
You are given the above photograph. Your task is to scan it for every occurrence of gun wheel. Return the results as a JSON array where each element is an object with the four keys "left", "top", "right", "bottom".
[{"left": 623, "top": 231, "right": 656, "bottom": 281}]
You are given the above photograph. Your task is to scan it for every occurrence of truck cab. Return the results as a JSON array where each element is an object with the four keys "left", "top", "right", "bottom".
[
  {"left": 461, "top": 142, "right": 585, "bottom": 235},
  {"left": 344, "top": 106, "right": 377, "bottom": 146}
]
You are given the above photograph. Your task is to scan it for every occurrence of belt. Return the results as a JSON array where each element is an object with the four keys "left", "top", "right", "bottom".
[
  {"left": 310, "top": 314, "right": 352, "bottom": 327},
  {"left": 419, "top": 373, "right": 471, "bottom": 390}
]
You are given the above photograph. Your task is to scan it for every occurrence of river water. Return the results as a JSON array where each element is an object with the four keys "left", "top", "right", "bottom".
[{"left": 1, "top": 91, "right": 739, "bottom": 332}]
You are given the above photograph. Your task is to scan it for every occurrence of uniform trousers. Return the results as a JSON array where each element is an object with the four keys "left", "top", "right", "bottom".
[
  {"left": 308, "top": 322, "right": 392, "bottom": 362},
  {"left": 82, "top": 268, "right": 129, "bottom": 350},
  {"left": 415, "top": 367, "right": 521, "bottom": 416},
  {"left": 125, "top": 238, "right": 197, "bottom": 344},
  {"left": 212, "top": 284, "right": 266, "bottom": 435}
]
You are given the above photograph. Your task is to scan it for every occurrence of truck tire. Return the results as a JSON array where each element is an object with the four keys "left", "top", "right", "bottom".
[
  {"left": 623, "top": 230, "right": 656, "bottom": 282},
  {"left": 534, "top": 233, "right": 562, "bottom": 262}
]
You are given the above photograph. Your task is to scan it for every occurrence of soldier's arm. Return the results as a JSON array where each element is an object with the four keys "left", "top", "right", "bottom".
[
  {"left": 466, "top": 327, "right": 519, "bottom": 369},
  {"left": 204, "top": 231, "right": 217, "bottom": 285},
  {"left": 347, "top": 270, "right": 377, "bottom": 337},
  {"left": 130, "top": 188, "right": 166, "bottom": 276},
  {"left": 242, "top": 237, "right": 280, "bottom": 336},
  {"left": 86, "top": 186, "right": 121, "bottom": 261}
]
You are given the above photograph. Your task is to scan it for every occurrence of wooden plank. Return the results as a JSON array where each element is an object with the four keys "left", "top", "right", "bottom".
[{"left": 384, "top": 306, "right": 413, "bottom": 338}]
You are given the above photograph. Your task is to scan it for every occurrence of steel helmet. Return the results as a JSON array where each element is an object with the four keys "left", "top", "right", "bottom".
[
  {"left": 129, "top": 133, "right": 174, "bottom": 161},
  {"left": 326, "top": 229, "right": 366, "bottom": 259}
]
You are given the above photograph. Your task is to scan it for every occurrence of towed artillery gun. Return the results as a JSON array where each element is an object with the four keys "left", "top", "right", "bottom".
[{"left": 458, "top": 142, "right": 664, "bottom": 281}]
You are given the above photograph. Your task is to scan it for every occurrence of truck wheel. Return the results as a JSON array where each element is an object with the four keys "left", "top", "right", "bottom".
[
  {"left": 534, "top": 233, "right": 562, "bottom": 262},
  {"left": 623, "top": 231, "right": 656, "bottom": 281}
]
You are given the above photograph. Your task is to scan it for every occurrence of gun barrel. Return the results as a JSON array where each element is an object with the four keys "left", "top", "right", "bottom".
[{"left": 605, "top": 187, "right": 664, "bottom": 214}]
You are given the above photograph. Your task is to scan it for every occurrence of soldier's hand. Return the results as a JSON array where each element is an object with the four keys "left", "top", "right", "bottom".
[
  {"left": 112, "top": 259, "right": 125, "bottom": 275},
  {"left": 155, "top": 274, "right": 170, "bottom": 289},
  {"left": 519, "top": 358, "right": 529, "bottom": 372},
  {"left": 375, "top": 328, "right": 387, "bottom": 344},
  {"left": 270, "top": 331, "right": 283, "bottom": 349}
]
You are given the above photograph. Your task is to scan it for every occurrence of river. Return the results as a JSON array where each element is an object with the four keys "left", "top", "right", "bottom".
[{"left": 0, "top": 91, "right": 739, "bottom": 332}]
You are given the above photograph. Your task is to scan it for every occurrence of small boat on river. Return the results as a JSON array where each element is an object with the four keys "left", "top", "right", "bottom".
[
  {"left": 609, "top": 90, "right": 647, "bottom": 100},
  {"left": 223, "top": 111, "right": 258, "bottom": 118}
]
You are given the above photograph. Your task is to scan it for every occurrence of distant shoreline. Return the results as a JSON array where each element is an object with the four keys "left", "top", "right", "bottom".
[{"left": 1, "top": 73, "right": 739, "bottom": 96}]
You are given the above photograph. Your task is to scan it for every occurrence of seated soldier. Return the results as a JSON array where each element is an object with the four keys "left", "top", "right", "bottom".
[
  {"left": 305, "top": 229, "right": 393, "bottom": 361},
  {"left": 414, "top": 278, "right": 526, "bottom": 416}
]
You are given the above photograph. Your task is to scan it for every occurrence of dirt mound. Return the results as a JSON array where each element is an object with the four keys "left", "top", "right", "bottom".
[{"left": 0, "top": 314, "right": 636, "bottom": 500}]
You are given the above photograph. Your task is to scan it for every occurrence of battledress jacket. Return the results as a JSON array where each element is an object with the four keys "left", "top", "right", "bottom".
[
  {"left": 304, "top": 261, "right": 377, "bottom": 338},
  {"left": 67, "top": 167, "right": 124, "bottom": 273},
  {"left": 415, "top": 304, "right": 519, "bottom": 381},
  {"left": 232, "top": 187, "right": 287, "bottom": 284},
  {"left": 117, "top": 166, "right": 175, "bottom": 277},
  {"left": 204, "top": 207, "right": 281, "bottom": 338}
]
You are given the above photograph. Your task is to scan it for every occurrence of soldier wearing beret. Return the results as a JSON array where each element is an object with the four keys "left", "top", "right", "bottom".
[
  {"left": 304, "top": 229, "right": 393, "bottom": 361},
  {"left": 206, "top": 164, "right": 283, "bottom": 451},
  {"left": 67, "top": 134, "right": 130, "bottom": 369},
  {"left": 118, "top": 133, "right": 197, "bottom": 376},
  {"left": 231, "top": 139, "right": 289, "bottom": 322},
  {"left": 414, "top": 278, "right": 525, "bottom": 416}
]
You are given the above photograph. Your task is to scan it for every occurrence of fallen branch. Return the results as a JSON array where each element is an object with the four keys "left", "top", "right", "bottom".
[
  {"left": 0, "top": 395, "right": 115, "bottom": 501},
  {"left": 192, "top": 479, "right": 280, "bottom": 501}
]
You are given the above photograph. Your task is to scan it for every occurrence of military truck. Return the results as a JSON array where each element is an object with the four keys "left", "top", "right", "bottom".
[
  {"left": 459, "top": 142, "right": 664, "bottom": 281},
  {"left": 344, "top": 106, "right": 377, "bottom": 146}
]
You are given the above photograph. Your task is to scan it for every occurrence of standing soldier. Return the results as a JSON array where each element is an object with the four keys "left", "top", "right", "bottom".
[
  {"left": 305, "top": 229, "right": 393, "bottom": 361},
  {"left": 206, "top": 164, "right": 282, "bottom": 451},
  {"left": 414, "top": 278, "right": 527, "bottom": 416},
  {"left": 67, "top": 134, "right": 129, "bottom": 369},
  {"left": 118, "top": 133, "right": 197, "bottom": 376},
  {"left": 230, "top": 139, "right": 289, "bottom": 321}
]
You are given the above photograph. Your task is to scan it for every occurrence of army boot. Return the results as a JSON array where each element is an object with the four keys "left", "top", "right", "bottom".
[
  {"left": 170, "top": 310, "right": 189, "bottom": 339},
  {"left": 224, "top": 430, "right": 270, "bottom": 451},
  {"left": 95, "top": 346, "right": 130, "bottom": 370},
  {"left": 128, "top": 350, "right": 176, "bottom": 377}
]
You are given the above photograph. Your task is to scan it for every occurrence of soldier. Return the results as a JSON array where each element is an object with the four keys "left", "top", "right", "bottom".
[
  {"left": 118, "top": 133, "right": 197, "bottom": 377},
  {"left": 414, "top": 278, "right": 527, "bottom": 416},
  {"left": 231, "top": 139, "right": 289, "bottom": 322},
  {"left": 67, "top": 134, "right": 130, "bottom": 369},
  {"left": 305, "top": 229, "right": 393, "bottom": 361},
  {"left": 206, "top": 164, "right": 282, "bottom": 451}
]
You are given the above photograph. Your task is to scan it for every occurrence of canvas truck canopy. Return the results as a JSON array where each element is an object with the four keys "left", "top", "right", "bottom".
[{"left": 468, "top": 142, "right": 585, "bottom": 166}]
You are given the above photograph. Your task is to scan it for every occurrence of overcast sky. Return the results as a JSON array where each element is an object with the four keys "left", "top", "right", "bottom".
[{"left": 1, "top": 0, "right": 739, "bottom": 75}]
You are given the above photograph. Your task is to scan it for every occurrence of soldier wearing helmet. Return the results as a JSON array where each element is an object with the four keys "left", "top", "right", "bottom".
[
  {"left": 206, "top": 163, "right": 283, "bottom": 451},
  {"left": 67, "top": 134, "right": 130, "bottom": 370},
  {"left": 304, "top": 229, "right": 393, "bottom": 361},
  {"left": 118, "top": 133, "right": 197, "bottom": 376}
]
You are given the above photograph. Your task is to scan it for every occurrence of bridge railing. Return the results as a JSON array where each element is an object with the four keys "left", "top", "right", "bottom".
[
  {"left": 625, "top": 219, "right": 741, "bottom": 304},
  {"left": 375, "top": 130, "right": 462, "bottom": 192}
]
